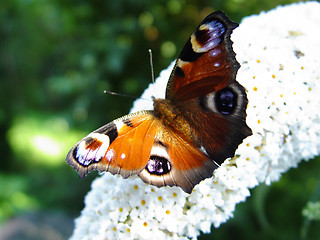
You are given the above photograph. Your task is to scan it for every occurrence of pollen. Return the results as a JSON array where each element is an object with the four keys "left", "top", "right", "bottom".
[
  {"left": 256, "top": 59, "right": 261, "bottom": 63},
  {"left": 119, "top": 208, "right": 123, "bottom": 212},
  {"left": 279, "top": 64, "right": 284, "bottom": 70},
  {"left": 143, "top": 222, "right": 148, "bottom": 227},
  {"left": 165, "top": 210, "right": 170, "bottom": 214},
  {"left": 141, "top": 200, "right": 146, "bottom": 205},
  {"left": 158, "top": 196, "right": 163, "bottom": 201},
  {"left": 272, "top": 74, "right": 276, "bottom": 79},
  {"left": 134, "top": 185, "right": 139, "bottom": 190},
  {"left": 173, "top": 192, "right": 177, "bottom": 197},
  {"left": 253, "top": 87, "right": 258, "bottom": 91},
  {"left": 257, "top": 119, "right": 261, "bottom": 124}
]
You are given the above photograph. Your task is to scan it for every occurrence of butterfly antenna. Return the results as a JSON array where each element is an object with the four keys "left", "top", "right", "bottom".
[
  {"left": 149, "top": 49, "right": 155, "bottom": 84},
  {"left": 104, "top": 90, "right": 150, "bottom": 102},
  {"left": 104, "top": 90, "right": 138, "bottom": 99}
]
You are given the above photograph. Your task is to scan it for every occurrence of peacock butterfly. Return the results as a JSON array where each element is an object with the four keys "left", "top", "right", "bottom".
[{"left": 66, "top": 11, "right": 252, "bottom": 193}]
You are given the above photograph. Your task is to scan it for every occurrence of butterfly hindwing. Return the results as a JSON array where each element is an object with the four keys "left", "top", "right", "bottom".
[
  {"left": 174, "top": 81, "right": 251, "bottom": 165},
  {"left": 67, "top": 111, "right": 218, "bottom": 193},
  {"left": 139, "top": 121, "right": 219, "bottom": 193}
]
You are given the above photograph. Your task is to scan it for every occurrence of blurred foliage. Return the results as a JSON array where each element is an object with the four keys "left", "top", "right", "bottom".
[
  {"left": 303, "top": 201, "right": 320, "bottom": 221},
  {"left": 0, "top": 0, "right": 319, "bottom": 239}
]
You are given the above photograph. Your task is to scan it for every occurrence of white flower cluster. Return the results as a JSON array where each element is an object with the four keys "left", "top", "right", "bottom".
[{"left": 70, "top": 2, "right": 320, "bottom": 239}]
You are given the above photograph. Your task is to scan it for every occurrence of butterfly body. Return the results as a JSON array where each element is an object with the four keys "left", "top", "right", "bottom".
[
  {"left": 67, "top": 11, "right": 252, "bottom": 193},
  {"left": 153, "top": 98, "right": 196, "bottom": 142}
]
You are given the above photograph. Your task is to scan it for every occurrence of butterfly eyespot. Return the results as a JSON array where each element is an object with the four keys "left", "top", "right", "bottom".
[
  {"left": 145, "top": 155, "right": 171, "bottom": 175},
  {"left": 215, "top": 87, "right": 237, "bottom": 115}
]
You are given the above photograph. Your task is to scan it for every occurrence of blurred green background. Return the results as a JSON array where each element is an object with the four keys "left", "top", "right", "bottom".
[{"left": 1, "top": 0, "right": 319, "bottom": 239}]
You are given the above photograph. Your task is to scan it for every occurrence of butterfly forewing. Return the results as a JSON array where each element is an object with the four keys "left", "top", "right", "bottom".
[
  {"left": 166, "top": 11, "right": 239, "bottom": 101},
  {"left": 67, "top": 111, "right": 158, "bottom": 178}
]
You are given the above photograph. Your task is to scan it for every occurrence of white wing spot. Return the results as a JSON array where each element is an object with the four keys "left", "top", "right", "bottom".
[
  {"left": 114, "top": 120, "right": 125, "bottom": 132},
  {"left": 210, "top": 49, "right": 220, "bottom": 57},
  {"left": 106, "top": 149, "right": 115, "bottom": 162}
]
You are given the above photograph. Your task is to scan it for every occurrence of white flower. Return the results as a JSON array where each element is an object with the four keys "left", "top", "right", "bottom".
[{"left": 70, "top": 2, "right": 320, "bottom": 239}]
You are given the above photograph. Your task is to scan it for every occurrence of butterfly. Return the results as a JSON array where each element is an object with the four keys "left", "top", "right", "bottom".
[{"left": 66, "top": 11, "right": 252, "bottom": 194}]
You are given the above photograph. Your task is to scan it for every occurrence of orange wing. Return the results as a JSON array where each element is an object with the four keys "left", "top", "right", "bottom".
[
  {"left": 66, "top": 111, "right": 157, "bottom": 178},
  {"left": 66, "top": 111, "right": 217, "bottom": 193}
]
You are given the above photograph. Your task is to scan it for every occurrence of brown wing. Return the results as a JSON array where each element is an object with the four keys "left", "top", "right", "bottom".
[
  {"left": 166, "top": 11, "right": 239, "bottom": 102},
  {"left": 164, "top": 11, "right": 252, "bottom": 166}
]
